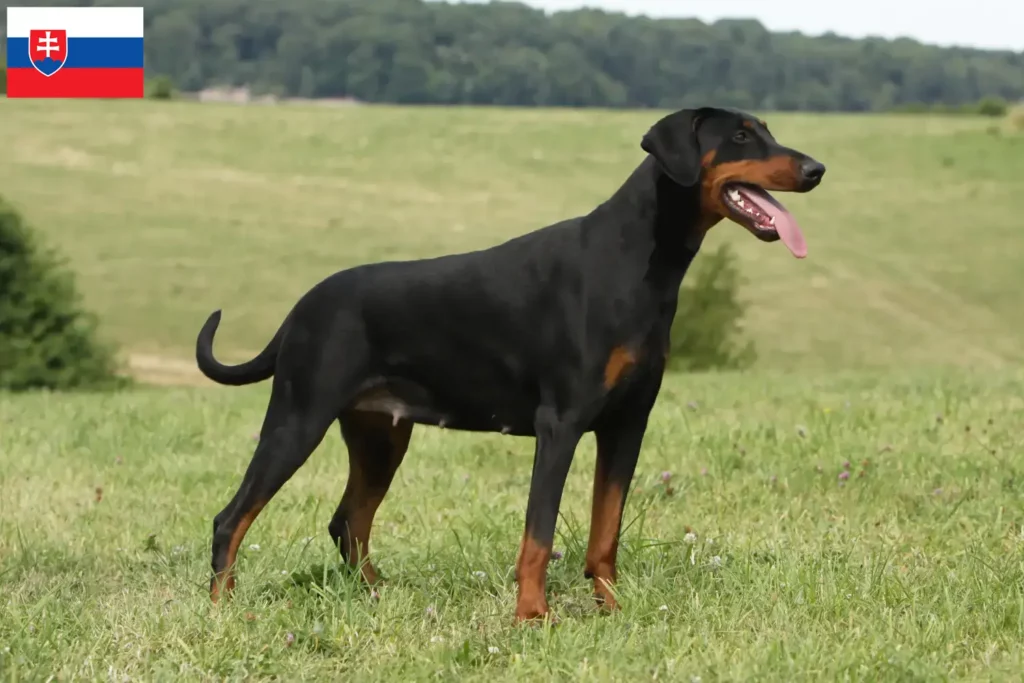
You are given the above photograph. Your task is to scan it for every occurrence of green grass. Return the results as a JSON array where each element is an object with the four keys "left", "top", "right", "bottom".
[
  {"left": 0, "top": 101, "right": 1022, "bottom": 372},
  {"left": 2, "top": 370, "right": 1023, "bottom": 680},
  {"left": 2, "top": 101, "right": 1024, "bottom": 679}
]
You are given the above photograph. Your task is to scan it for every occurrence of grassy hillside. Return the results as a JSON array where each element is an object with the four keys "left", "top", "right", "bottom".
[
  {"left": 0, "top": 100, "right": 1021, "bottom": 377},
  {"left": 2, "top": 370, "right": 1023, "bottom": 679},
  {"left": 3, "top": 101, "right": 1024, "bottom": 679}
]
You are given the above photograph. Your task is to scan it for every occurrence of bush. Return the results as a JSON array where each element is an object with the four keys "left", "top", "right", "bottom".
[
  {"left": 147, "top": 75, "right": 175, "bottom": 99},
  {"left": 892, "top": 98, "right": 1010, "bottom": 117},
  {"left": 976, "top": 97, "right": 1008, "bottom": 117},
  {"left": 0, "top": 196, "right": 126, "bottom": 391},
  {"left": 668, "top": 243, "right": 756, "bottom": 372}
]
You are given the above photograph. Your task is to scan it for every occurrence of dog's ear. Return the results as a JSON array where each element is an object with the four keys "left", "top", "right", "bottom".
[{"left": 640, "top": 107, "right": 715, "bottom": 187}]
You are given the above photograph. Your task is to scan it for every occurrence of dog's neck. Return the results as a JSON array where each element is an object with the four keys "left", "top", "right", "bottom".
[{"left": 587, "top": 156, "right": 706, "bottom": 292}]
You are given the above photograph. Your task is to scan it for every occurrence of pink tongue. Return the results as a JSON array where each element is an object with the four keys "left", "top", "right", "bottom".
[{"left": 738, "top": 187, "right": 807, "bottom": 259}]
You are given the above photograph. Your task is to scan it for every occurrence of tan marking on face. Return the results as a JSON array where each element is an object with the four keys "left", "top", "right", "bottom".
[{"left": 698, "top": 155, "right": 803, "bottom": 225}]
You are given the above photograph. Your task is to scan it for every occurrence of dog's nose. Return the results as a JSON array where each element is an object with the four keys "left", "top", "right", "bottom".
[{"left": 800, "top": 159, "right": 826, "bottom": 184}]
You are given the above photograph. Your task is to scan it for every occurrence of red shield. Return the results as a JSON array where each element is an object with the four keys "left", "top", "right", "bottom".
[{"left": 28, "top": 29, "right": 68, "bottom": 77}]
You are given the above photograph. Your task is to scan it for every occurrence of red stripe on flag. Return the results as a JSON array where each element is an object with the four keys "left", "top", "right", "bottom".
[{"left": 6, "top": 68, "right": 144, "bottom": 99}]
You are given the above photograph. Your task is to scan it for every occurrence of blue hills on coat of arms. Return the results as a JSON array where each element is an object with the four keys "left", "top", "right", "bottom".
[{"left": 32, "top": 56, "right": 65, "bottom": 76}]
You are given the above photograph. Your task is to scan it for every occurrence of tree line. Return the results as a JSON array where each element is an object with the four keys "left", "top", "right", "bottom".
[{"left": 2, "top": 0, "right": 1023, "bottom": 110}]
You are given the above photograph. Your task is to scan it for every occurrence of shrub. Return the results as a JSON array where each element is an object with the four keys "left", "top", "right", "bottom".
[
  {"left": 668, "top": 243, "right": 756, "bottom": 372},
  {"left": 891, "top": 98, "right": 1009, "bottom": 117},
  {"left": 147, "top": 75, "right": 175, "bottom": 99},
  {"left": 975, "top": 97, "right": 1008, "bottom": 117},
  {"left": 0, "top": 196, "right": 126, "bottom": 391}
]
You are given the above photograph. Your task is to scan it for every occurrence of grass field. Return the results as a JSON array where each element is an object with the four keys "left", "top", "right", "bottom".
[
  {"left": 0, "top": 101, "right": 1023, "bottom": 375},
  {"left": 1, "top": 100, "right": 1024, "bottom": 680},
  {"left": 3, "top": 371, "right": 1023, "bottom": 680}
]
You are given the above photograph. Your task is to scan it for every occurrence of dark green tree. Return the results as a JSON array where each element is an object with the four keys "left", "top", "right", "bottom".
[
  {"left": 5, "top": 0, "right": 1015, "bottom": 111},
  {"left": 0, "top": 197, "right": 125, "bottom": 391},
  {"left": 669, "top": 244, "right": 756, "bottom": 372}
]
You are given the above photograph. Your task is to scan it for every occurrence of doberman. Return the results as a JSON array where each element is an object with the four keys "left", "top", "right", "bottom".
[{"left": 195, "top": 106, "right": 825, "bottom": 622}]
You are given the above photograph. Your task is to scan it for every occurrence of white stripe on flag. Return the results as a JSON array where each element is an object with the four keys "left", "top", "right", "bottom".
[{"left": 6, "top": 6, "right": 144, "bottom": 38}]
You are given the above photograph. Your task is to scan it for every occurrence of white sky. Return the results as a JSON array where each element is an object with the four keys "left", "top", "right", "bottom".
[{"left": 445, "top": 0, "right": 1024, "bottom": 51}]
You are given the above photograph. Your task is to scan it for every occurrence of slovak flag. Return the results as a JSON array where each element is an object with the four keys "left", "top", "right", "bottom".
[{"left": 6, "top": 6, "right": 144, "bottom": 98}]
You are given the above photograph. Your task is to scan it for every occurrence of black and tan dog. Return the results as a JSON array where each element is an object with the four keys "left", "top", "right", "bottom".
[{"left": 196, "top": 106, "right": 824, "bottom": 622}]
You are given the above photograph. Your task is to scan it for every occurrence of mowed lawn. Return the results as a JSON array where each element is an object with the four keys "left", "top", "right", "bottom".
[{"left": 1, "top": 101, "right": 1024, "bottom": 680}]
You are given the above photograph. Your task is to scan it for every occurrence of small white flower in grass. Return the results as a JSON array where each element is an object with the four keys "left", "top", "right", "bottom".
[
  {"left": 473, "top": 570, "right": 487, "bottom": 580},
  {"left": 658, "top": 605, "right": 668, "bottom": 611},
  {"left": 430, "top": 636, "right": 444, "bottom": 643},
  {"left": 301, "top": 536, "right": 313, "bottom": 544},
  {"left": 249, "top": 544, "right": 260, "bottom": 551},
  {"left": 684, "top": 532, "right": 697, "bottom": 544},
  {"left": 710, "top": 556, "right": 723, "bottom": 568},
  {"left": 281, "top": 570, "right": 289, "bottom": 575},
  {"left": 691, "top": 677, "right": 702, "bottom": 683},
  {"left": 370, "top": 588, "right": 380, "bottom": 601},
  {"left": 425, "top": 605, "right": 435, "bottom": 617},
  {"left": 488, "top": 646, "right": 500, "bottom": 654}
]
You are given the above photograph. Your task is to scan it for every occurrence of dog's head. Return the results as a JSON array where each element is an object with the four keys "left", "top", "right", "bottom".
[{"left": 641, "top": 106, "right": 825, "bottom": 258}]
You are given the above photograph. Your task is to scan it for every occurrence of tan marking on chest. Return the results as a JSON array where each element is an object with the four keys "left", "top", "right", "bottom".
[{"left": 603, "top": 346, "right": 637, "bottom": 390}]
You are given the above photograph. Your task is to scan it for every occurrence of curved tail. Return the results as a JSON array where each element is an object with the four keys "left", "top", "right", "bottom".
[{"left": 195, "top": 310, "right": 282, "bottom": 386}]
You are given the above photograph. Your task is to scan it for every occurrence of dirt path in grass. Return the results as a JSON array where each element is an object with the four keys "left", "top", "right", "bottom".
[{"left": 127, "top": 354, "right": 209, "bottom": 386}]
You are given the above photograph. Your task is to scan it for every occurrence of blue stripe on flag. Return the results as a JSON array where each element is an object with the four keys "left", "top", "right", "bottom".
[{"left": 6, "top": 37, "right": 144, "bottom": 69}]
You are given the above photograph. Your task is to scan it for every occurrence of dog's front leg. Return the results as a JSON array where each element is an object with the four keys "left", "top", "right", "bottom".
[
  {"left": 584, "top": 415, "right": 649, "bottom": 610},
  {"left": 514, "top": 407, "right": 584, "bottom": 623}
]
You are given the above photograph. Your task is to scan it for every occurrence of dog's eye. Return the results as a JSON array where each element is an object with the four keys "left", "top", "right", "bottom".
[{"left": 732, "top": 130, "right": 751, "bottom": 144}]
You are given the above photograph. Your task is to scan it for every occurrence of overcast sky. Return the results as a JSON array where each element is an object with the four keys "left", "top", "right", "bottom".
[{"left": 445, "top": 0, "right": 1024, "bottom": 51}]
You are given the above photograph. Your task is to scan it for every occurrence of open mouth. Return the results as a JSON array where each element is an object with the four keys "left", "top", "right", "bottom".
[{"left": 722, "top": 183, "right": 807, "bottom": 259}]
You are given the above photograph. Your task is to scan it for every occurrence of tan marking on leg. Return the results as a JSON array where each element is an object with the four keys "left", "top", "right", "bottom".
[
  {"left": 585, "top": 457, "right": 624, "bottom": 610},
  {"left": 515, "top": 535, "right": 552, "bottom": 622},
  {"left": 211, "top": 500, "right": 266, "bottom": 602}
]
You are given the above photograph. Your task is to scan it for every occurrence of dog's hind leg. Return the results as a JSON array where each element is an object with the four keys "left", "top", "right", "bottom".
[
  {"left": 328, "top": 411, "right": 413, "bottom": 584},
  {"left": 209, "top": 345, "right": 359, "bottom": 602}
]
